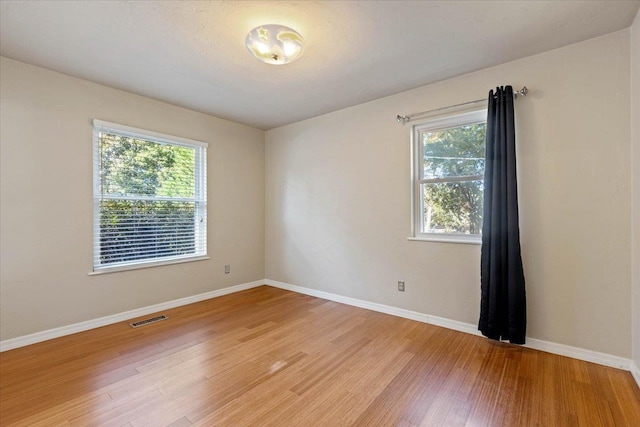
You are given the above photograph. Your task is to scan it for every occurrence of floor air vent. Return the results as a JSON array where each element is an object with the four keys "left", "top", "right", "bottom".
[{"left": 130, "top": 315, "right": 168, "bottom": 328}]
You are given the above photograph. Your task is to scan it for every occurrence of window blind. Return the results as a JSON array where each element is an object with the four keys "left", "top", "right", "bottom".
[{"left": 93, "top": 120, "right": 207, "bottom": 272}]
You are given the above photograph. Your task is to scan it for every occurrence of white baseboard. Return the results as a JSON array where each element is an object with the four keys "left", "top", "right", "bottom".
[
  {"left": 631, "top": 361, "right": 640, "bottom": 388},
  {"left": 264, "top": 279, "right": 633, "bottom": 372},
  {"left": 524, "top": 337, "right": 630, "bottom": 371},
  {"left": 0, "top": 280, "right": 264, "bottom": 352},
  {"left": 2, "top": 277, "right": 635, "bottom": 376}
]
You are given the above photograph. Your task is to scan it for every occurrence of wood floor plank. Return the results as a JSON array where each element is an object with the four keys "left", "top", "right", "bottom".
[{"left": 1, "top": 286, "right": 639, "bottom": 426}]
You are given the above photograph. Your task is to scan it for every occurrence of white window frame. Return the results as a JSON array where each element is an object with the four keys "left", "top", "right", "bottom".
[
  {"left": 409, "top": 109, "right": 486, "bottom": 244},
  {"left": 91, "top": 120, "right": 208, "bottom": 274}
]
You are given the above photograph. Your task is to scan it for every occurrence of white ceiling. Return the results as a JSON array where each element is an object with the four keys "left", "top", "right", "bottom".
[{"left": 1, "top": 1, "right": 639, "bottom": 130}]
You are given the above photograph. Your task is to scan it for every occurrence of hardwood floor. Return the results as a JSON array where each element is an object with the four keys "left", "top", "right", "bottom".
[{"left": 1, "top": 285, "right": 639, "bottom": 426}]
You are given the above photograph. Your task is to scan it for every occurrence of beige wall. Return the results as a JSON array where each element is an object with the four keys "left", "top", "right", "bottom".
[
  {"left": 632, "top": 10, "right": 640, "bottom": 367},
  {"left": 0, "top": 57, "right": 265, "bottom": 341},
  {"left": 266, "top": 30, "right": 632, "bottom": 357}
]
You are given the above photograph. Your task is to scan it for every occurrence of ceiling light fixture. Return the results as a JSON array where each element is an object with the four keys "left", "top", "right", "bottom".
[{"left": 245, "top": 24, "right": 304, "bottom": 65}]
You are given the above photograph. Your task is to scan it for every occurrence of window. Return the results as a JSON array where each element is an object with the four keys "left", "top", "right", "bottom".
[
  {"left": 411, "top": 109, "right": 486, "bottom": 243},
  {"left": 92, "top": 120, "right": 207, "bottom": 273}
]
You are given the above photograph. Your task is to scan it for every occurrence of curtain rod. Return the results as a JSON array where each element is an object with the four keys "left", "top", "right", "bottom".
[{"left": 396, "top": 86, "right": 528, "bottom": 124}]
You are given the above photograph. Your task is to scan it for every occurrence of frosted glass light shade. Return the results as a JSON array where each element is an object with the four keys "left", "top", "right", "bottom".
[{"left": 245, "top": 25, "right": 304, "bottom": 65}]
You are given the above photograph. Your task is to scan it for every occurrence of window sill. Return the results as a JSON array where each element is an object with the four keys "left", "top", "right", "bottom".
[
  {"left": 89, "top": 255, "right": 210, "bottom": 275},
  {"left": 407, "top": 236, "right": 481, "bottom": 245}
]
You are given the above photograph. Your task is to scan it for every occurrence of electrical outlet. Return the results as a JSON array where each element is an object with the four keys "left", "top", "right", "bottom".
[
  {"left": 225, "top": 264, "right": 231, "bottom": 274},
  {"left": 398, "top": 281, "right": 405, "bottom": 292}
]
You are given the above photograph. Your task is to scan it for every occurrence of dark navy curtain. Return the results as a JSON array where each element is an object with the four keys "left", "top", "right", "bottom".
[{"left": 479, "top": 86, "right": 527, "bottom": 344}]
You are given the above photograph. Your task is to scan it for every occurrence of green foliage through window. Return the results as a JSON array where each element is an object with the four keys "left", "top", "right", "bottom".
[
  {"left": 420, "top": 122, "right": 486, "bottom": 235},
  {"left": 99, "top": 133, "right": 195, "bottom": 198},
  {"left": 95, "top": 129, "right": 205, "bottom": 268}
]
